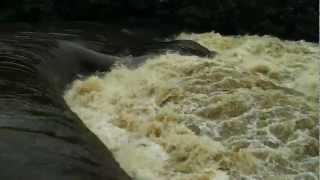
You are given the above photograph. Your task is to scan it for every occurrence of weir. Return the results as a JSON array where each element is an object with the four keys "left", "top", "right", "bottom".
[{"left": 0, "top": 28, "right": 214, "bottom": 180}]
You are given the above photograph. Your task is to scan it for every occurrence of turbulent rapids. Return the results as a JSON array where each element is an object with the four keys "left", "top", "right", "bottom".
[{"left": 65, "top": 33, "right": 319, "bottom": 180}]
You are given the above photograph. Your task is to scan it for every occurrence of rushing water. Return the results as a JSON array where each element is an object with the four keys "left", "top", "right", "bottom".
[{"left": 64, "top": 32, "right": 319, "bottom": 180}]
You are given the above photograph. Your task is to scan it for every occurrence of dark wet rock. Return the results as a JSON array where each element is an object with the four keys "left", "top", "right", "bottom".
[
  {"left": 0, "top": 34, "right": 131, "bottom": 180},
  {"left": 126, "top": 40, "right": 216, "bottom": 57}
]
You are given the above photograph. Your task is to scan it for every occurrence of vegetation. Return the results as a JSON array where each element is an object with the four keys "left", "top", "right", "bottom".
[{"left": 0, "top": 0, "right": 318, "bottom": 42}]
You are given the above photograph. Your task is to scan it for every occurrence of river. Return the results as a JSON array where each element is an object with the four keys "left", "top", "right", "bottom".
[{"left": 65, "top": 32, "right": 319, "bottom": 180}]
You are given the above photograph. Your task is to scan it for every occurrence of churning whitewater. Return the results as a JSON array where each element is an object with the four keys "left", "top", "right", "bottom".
[{"left": 64, "top": 32, "right": 319, "bottom": 180}]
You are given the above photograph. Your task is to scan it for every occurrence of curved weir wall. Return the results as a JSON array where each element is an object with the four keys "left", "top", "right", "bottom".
[
  {"left": 0, "top": 33, "right": 132, "bottom": 180},
  {"left": 65, "top": 33, "right": 320, "bottom": 180}
]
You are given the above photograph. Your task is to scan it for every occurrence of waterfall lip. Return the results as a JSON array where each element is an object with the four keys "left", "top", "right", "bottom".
[
  {"left": 0, "top": 31, "right": 212, "bottom": 180},
  {"left": 0, "top": 33, "right": 131, "bottom": 180}
]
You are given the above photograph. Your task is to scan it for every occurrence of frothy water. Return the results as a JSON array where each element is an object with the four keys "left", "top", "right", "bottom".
[{"left": 64, "top": 32, "right": 319, "bottom": 180}]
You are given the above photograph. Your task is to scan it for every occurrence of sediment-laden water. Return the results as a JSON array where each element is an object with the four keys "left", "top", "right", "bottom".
[{"left": 65, "top": 32, "right": 319, "bottom": 180}]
